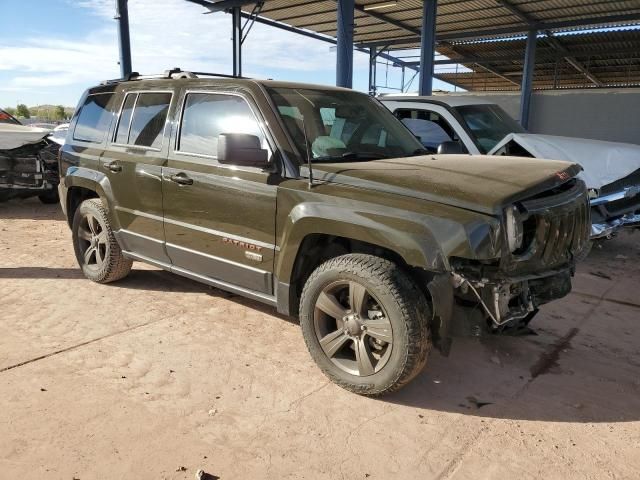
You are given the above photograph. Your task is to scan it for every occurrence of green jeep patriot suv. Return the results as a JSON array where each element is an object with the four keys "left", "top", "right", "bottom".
[{"left": 59, "top": 69, "right": 590, "bottom": 395}]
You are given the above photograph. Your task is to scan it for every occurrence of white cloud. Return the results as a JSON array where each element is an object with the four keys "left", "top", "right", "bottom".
[
  {"left": 71, "top": 0, "right": 337, "bottom": 75},
  {"left": 0, "top": 0, "right": 417, "bottom": 105}
]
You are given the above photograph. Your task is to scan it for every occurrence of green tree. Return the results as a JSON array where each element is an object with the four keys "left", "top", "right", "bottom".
[
  {"left": 54, "top": 105, "right": 66, "bottom": 121},
  {"left": 4, "top": 107, "right": 16, "bottom": 116},
  {"left": 16, "top": 104, "right": 30, "bottom": 119}
]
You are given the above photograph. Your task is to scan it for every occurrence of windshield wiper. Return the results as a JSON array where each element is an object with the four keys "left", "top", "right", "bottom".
[
  {"left": 341, "top": 151, "right": 388, "bottom": 160},
  {"left": 412, "top": 148, "right": 429, "bottom": 156},
  {"left": 313, "top": 151, "right": 389, "bottom": 162}
]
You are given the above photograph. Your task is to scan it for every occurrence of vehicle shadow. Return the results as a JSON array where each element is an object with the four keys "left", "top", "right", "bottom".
[
  {"left": 4, "top": 264, "right": 637, "bottom": 424},
  {"left": 0, "top": 198, "right": 65, "bottom": 221},
  {"left": 0, "top": 265, "right": 297, "bottom": 324},
  {"left": 0, "top": 267, "right": 85, "bottom": 280},
  {"left": 119, "top": 267, "right": 640, "bottom": 424},
  {"left": 381, "top": 322, "right": 640, "bottom": 423}
]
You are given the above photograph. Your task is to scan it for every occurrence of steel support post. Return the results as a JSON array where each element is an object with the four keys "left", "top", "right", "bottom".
[
  {"left": 369, "top": 47, "right": 377, "bottom": 95},
  {"left": 336, "top": 0, "right": 355, "bottom": 88},
  {"left": 115, "top": 0, "right": 132, "bottom": 77},
  {"left": 232, "top": 6, "right": 242, "bottom": 77},
  {"left": 419, "top": 0, "right": 437, "bottom": 95},
  {"left": 520, "top": 29, "right": 537, "bottom": 128}
]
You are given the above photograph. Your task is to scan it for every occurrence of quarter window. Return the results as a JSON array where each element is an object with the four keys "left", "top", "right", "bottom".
[
  {"left": 114, "top": 92, "right": 172, "bottom": 149},
  {"left": 73, "top": 93, "right": 115, "bottom": 143},
  {"left": 178, "top": 93, "right": 265, "bottom": 158}
]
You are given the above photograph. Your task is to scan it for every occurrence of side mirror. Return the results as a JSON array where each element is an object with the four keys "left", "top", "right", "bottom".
[
  {"left": 217, "top": 133, "right": 269, "bottom": 168},
  {"left": 437, "top": 140, "right": 465, "bottom": 155}
]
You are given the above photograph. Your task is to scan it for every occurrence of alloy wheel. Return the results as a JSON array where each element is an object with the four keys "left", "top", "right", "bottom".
[
  {"left": 313, "top": 280, "right": 393, "bottom": 376},
  {"left": 76, "top": 212, "right": 108, "bottom": 270}
]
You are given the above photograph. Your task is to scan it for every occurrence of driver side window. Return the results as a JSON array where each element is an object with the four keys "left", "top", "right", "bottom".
[{"left": 178, "top": 93, "right": 267, "bottom": 160}]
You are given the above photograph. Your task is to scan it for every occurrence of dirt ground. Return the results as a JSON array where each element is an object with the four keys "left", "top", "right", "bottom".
[{"left": 0, "top": 198, "right": 639, "bottom": 480}]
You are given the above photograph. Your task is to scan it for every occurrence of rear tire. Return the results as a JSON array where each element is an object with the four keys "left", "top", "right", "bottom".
[
  {"left": 299, "top": 254, "right": 431, "bottom": 396},
  {"left": 72, "top": 198, "right": 132, "bottom": 283}
]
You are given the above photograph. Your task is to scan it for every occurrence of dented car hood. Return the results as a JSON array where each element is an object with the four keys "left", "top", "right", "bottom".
[
  {"left": 488, "top": 133, "right": 640, "bottom": 190},
  {"left": 0, "top": 123, "right": 52, "bottom": 151},
  {"left": 312, "top": 155, "right": 580, "bottom": 215}
]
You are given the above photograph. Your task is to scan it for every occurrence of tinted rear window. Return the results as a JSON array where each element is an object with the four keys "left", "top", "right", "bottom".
[
  {"left": 73, "top": 93, "right": 114, "bottom": 143},
  {"left": 114, "top": 92, "right": 172, "bottom": 149}
]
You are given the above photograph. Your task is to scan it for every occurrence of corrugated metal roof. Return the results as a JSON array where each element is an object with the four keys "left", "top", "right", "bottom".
[
  {"left": 434, "top": 29, "right": 640, "bottom": 90},
  {"left": 192, "top": 0, "right": 640, "bottom": 90},
  {"left": 248, "top": 0, "right": 640, "bottom": 46}
]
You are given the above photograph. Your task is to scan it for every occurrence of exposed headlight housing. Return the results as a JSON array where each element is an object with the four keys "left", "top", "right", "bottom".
[{"left": 505, "top": 205, "right": 524, "bottom": 253}]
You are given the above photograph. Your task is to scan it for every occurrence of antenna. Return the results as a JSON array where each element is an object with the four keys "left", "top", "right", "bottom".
[{"left": 300, "top": 117, "right": 314, "bottom": 188}]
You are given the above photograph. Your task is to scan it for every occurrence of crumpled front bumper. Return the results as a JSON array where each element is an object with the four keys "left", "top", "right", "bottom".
[
  {"left": 590, "top": 186, "right": 640, "bottom": 239},
  {"left": 591, "top": 213, "right": 640, "bottom": 239}
]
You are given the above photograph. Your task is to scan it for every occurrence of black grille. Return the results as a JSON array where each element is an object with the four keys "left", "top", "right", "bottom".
[{"left": 506, "top": 180, "right": 590, "bottom": 271}]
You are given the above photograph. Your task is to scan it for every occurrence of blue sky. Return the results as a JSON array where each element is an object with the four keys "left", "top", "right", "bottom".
[{"left": 0, "top": 0, "right": 453, "bottom": 109}]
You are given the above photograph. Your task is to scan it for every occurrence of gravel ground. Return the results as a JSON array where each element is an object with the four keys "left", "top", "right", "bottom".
[{"left": 1, "top": 198, "right": 639, "bottom": 480}]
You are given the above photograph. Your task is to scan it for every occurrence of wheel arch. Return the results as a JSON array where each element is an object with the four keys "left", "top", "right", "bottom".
[
  {"left": 62, "top": 167, "right": 117, "bottom": 229},
  {"left": 275, "top": 206, "right": 446, "bottom": 316}
]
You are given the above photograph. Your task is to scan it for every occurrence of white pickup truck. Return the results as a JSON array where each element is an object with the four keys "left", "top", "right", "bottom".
[{"left": 381, "top": 95, "right": 640, "bottom": 240}]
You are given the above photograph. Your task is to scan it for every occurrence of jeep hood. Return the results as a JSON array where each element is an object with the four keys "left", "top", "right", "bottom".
[
  {"left": 312, "top": 155, "right": 580, "bottom": 215},
  {"left": 488, "top": 133, "right": 640, "bottom": 190}
]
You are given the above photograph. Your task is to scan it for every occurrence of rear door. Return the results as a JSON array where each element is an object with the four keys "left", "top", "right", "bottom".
[
  {"left": 162, "top": 89, "right": 278, "bottom": 296},
  {"left": 102, "top": 90, "right": 174, "bottom": 263}
]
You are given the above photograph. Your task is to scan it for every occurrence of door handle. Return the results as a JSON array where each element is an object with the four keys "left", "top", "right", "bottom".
[
  {"left": 169, "top": 173, "right": 194, "bottom": 186},
  {"left": 105, "top": 161, "right": 122, "bottom": 173}
]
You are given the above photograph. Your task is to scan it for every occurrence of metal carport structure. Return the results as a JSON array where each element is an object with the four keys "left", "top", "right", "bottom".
[{"left": 113, "top": 0, "right": 640, "bottom": 127}]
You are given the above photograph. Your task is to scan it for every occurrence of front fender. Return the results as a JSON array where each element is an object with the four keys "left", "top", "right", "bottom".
[{"left": 275, "top": 200, "right": 477, "bottom": 283}]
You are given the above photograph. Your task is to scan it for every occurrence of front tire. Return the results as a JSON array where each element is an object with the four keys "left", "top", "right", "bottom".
[
  {"left": 38, "top": 188, "right": 59, "bottom": 204},
  {"left": 299, "top": 254, "right": 431, "bottom": 396},
  {"left": 72, "top": 198, "right": 132, "bottom": 283}
]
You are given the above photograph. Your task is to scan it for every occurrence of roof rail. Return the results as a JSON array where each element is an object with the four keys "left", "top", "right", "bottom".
[
  {"left": 100, "top": 68, "right": 248, "bottom": 85},
  {"left": 191, "top": 71, "right": 249, "bottom": 79}
]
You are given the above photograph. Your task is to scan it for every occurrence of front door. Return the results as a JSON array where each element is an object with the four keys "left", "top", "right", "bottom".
[
  {"left": 101, "top": 90, "right": 173, "bottom": 263},
  {"left": 162, "top": 90, "right": 278, "bottom": 296}
]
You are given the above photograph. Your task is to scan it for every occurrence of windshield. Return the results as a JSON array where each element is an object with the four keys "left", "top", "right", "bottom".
[
  {"left": 0, "top": 108, "right": 21, "bottom": 125},
  {"left": 267, "top": 87, "right": 424, "bottom": 162},
  {"left": 454, "top": 104, "right": 525, "bottom": 153}
]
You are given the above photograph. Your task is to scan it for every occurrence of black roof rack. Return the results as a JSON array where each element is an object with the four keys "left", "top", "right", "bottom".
[{"left": 100, "top": 68, "right": 248, "bottom": 85}]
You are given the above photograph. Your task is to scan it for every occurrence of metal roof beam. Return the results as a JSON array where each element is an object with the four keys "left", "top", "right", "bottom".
[
  {"left": 188, "top": 0, "right": 256, "bottom": 13},
  {"left": 357, "top": 12, "right": 640, "bottom": 46},
  {"left": 544, "top": 31, "right": 603, "bottom": 86},
  {"left": 440, "top": 41, "right": 520, "bottom": 87},
  {"left": 351, "top": 2, "right": 421, "bottom": 37},
  {"left": 234, "top": 11, "right": 419, "bottom": 72},
  {"left": 425, "top": 45, "right": 640, "bottom": 66},
  {"left": 494, "top": 0, "right": 604, "bottom": 87},
  {"left": 495, "top": 0, "right": 535, "bottom": 26}
]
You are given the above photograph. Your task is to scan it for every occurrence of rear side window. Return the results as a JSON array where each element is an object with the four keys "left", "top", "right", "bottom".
[
  {"left": 114, "top": 92, "right": 172, "bottom": 149},
  {"left": 73, "top": 93, "right": 114, "bottom": 143},
  {"left": 178, "top": 93, "right": 265, "bottom": 158},
  {"left": 394, "top": 108, "right": 457, "bottom": 151}
]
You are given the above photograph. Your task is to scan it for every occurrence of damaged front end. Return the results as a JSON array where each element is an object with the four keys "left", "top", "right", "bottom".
[
  {"left": 429, "top": 178, "right": 590, "bottom": 354},
  {"left": 0, "top": 139, "right": 60, "bottom": 202},
  {"left": 589, "top": 168, "right": 640, "bottom": 239}
]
